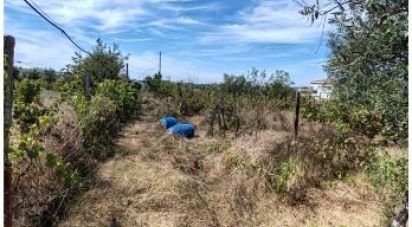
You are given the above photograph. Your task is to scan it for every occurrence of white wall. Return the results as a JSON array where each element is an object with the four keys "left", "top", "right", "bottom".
[{"left": 311, "top": 84, "right": 333, "bottom": 100}]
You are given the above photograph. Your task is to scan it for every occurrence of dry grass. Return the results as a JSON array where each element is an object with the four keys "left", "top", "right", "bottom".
[
  {"left": 58, "top": 100, "right": 386, "bottom": 227},
  {"left": 11, "top": 156, "right": 69, "bottom": 227}
]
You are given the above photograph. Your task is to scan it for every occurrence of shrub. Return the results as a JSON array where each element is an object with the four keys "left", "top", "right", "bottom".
[
  {"left": 15, "top": 78, "right": 41, "bottom": 104},
  {"left": 269, "top": 160, "right": 297, "bottom": 195},
  {"left": 13, "top": 103, "right": 45, "bottom": 131},
  {"left": 95, "top": 79, "right": 141, "bottom": 122},
  {"left": 55, "top": 74, "right": 84, "bottom": 100},
  {"left": 68, "top": 39, "right": 127, "bottom": 82},
  {"left": 364, "top": 147, "right": 407, "bottom": 225},
  {"left": 13, "top": 79, "right": 46, "bottom": 132},
  {"left": 365, "top": 148, "right": 407, "bottom": 198},
  {"left": 302, "top": 99, "right": 386, "bottom": 141},
  {"left": 144, "top": 72, "right": 162, "bottom": 93},
  {"left": 76, "top": 95, "right": 119, "bottom": 160},
  {"left": 65, "top": 78, "right": 141, "bottom": 160}
]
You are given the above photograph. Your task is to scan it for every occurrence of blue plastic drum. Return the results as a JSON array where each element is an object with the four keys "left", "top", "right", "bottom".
[
  {"left": 160, "top": 116, "right": 178, "bottom": 129},
  {"left": 168, "top": 123, "right": 195, "bottom": 138}
]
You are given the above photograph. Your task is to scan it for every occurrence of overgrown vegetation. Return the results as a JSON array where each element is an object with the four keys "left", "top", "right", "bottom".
[
  {"left": 12, "top": 78, "right": 78, "bottom": 186},
  {"left": 8, "top": 0, "right": 407, "bottom": 225},
  {"left": 9, "top": 39, "right": 141, "bottom": 226},
  {"left": 297, "top": 0, "right": 408, "bottom": 224},
  {"left": 298, "top": 0, "right": 407, "bottom": 144},
  {"left": 143, "top": 67, "right": 296, "bottom": 137},
  {"left": 67, "top": 38, "right": 129, "bottom": 82}
]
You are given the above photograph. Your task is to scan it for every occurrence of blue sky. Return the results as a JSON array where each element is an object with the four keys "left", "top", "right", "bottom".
[{"left": 5, "top": 0, "right": 330, "bottom": 86}]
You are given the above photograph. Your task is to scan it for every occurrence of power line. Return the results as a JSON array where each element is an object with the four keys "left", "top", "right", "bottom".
[
  {"left": 28, "top": 0, "right": 59, "bottom": 25},
  {"left": 22, "top": 0, "right": 91, "bottom": 55}
]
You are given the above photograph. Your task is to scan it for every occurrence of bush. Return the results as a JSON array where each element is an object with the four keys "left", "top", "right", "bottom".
[
  {"left": 55, "top": 74, "right": 84, "bottom": 100},
  {"left": 15, "top": 79, "right": 41, "bottom": 104},
  {"left": 144, "top": 72, "right": 162, "bottom": 93},
  {"left": 95, "top": 79, "right": 141, "bottom": 122},
  {"left": 13, "top": 103, "right": 45, "bottom": 131},
  {"left": 364, "top": 147, "right": 407, "bottom": 224},
  {"left": 77, "top": 95, "right": 119, "bottom": 160},
  {"left": 13, "top": 79, "right": 46, "bottom": 132},
  {"left": 269, "top": 160, "right": 298, "bottom": 195},
  {"left": 69, "top": 79, "right": 140, "bottom": 160},
  {"left": 365, "top": 148, "right": 407, "bottom": 198},
  {"left": 68, "top": 39, "right": 127, "bottom": 82},
  {"left": 302, "top": 99, "right": 387, "bottom": 140}
]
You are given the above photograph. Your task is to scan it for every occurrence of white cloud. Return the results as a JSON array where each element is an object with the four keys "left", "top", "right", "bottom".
[
  {"left": 157, "top": 2, "right": 223, "bottom": 12},
  {"left": 201, "top": 24, "right": 321, "bottom": 43},
  {"left": 5, "top": 0, "right": 329, "bottom": 84},
  {"left": 5, "top": 0, "right": 206, "bottom": 70},
  {"left": 199, "top": 0, "right": 330, "bottom": 44},
  {"left": 6, "top": 0, "right": 148, "bottom": 32},
  {"left": 8, "top": 26, "right": 77, "bottom": 70},
  {"left": 141, "top": 16, "right": 203, "bottom": 31},
  {"left": 6, "top": 0, "right": 200, "bottom": 33},
  {"left": 109, "top": 37, "right": 152, "bottom": 42},
  {"left": 174, "top": 16, "right": 202, "bottom": 25}
]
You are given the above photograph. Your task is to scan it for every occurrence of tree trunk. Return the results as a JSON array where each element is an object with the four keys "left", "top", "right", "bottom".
[{"left": 221, "top": 109, "right": 227, "bottom": 130}]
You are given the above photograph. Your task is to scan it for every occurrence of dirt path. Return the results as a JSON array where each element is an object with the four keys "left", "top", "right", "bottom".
[{"left": 58, "top": 100, "right": 385, "bottom": 227}]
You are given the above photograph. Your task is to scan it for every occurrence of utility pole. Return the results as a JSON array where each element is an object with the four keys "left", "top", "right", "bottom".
[
  {"left": 126, "top": 63, "right": 129, "bottom": 79},
  {"left": 4, "top": 35, "right": 15, "bottom": 227},
  {"left": 159, "top": 51, "right": 162, "bottom": 75}
]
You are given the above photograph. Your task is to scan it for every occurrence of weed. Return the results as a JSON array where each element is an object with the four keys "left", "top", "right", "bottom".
[{"left": 207, "top": 142, "right": 231, "bottom": 153}]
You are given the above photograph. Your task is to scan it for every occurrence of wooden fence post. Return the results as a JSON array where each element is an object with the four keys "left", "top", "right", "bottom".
[
  {"left": 4, "top": 35, "right": 15, "bottom": 227},
  {"left": 84, "top": 72, "right": 92, "bottom": 100},
  {"left": 234, "top": 98, "right": 240, "bottom": 138},
  {"left": 206, "top": 107, "right": 217, "bottom": 137},
  {"left": 294, "top": 91, "right": 301, "bottom": 140}
]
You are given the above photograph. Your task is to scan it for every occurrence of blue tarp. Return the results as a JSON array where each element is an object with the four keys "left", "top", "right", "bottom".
[
  {"left": 168, "top": 123, "right": 195, "bottom": 138},
  {"left": 160, "top": 116, "right": 178, "bottom": 129}
]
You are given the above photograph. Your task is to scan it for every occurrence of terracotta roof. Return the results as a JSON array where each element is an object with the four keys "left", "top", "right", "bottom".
[{"left": 310, "top": 78, "right": 335, "bottom": 85}]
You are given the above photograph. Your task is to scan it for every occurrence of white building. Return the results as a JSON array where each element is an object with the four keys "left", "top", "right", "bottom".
[{"left": 310, "top": 78, "right": 334, "bottom": 100}]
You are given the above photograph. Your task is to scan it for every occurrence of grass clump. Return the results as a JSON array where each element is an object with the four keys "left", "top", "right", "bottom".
[{"left": 207, "top": 142, "right": 231, "bottom": 154}]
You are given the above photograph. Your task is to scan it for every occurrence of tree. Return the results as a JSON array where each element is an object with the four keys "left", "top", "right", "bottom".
[
  {"left": 298, "top": 0, "right": 408, "bottom": 143},
  {"left": 221, "top": 74, "right": 249, "bottom": 96},
  {"left": 145, "top": 72, "right": 162, "bottom": 93},
  {"left": 43, "top": 68, "right": 57, "bottom": 85},
  {"left": 23, "top": 68, "right": 41, "bottom": 80},
  {"left": 68, "top": 38, "right": 128, "bottom": 82},
  {"left": 267, "top": 70, "right": 295, "bottom": 100}
]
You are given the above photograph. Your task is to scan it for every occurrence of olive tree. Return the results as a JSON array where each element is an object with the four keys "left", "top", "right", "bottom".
[{"left": 297, "top": 0, "right": 407, "bottom": 143}]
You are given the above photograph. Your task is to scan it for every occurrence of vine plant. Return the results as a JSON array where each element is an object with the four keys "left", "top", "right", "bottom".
[{"left": 12, "top": 79, "right": 80, "bottom": 187}]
